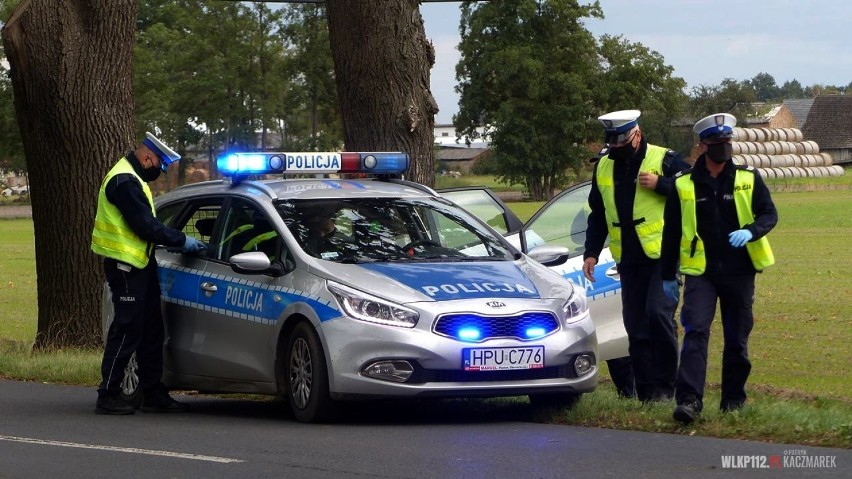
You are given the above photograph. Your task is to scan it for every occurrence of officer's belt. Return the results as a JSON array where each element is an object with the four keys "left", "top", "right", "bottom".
[{"left": 612, "top": 217, "right": 646, "bottom": 227}]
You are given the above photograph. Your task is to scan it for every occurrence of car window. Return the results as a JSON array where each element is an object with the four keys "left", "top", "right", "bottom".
[
  {"left": 155, "top": 199, "right": 223, "bottom": 259},
  {"left": 438, "top": 189, "right": 509, "bottom": 234},
  {"left": 216, "top": 198, "right": 281, "bottom": 262},
  {"left": 277, "top": 197, "right": 513, "bottom": 263},
  {"left": 522, "top": 184, "right": 602, "bottom": 257},
  {"left": 156, "top": 202, "right": 184, "bottom": 227}
]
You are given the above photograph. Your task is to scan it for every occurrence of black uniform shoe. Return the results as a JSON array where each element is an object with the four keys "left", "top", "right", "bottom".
[
  {"left": 673, "top": 398, "right": 702, "bottom": 425},
  {"left": 95, "top": 396, "right": 135, "bottom": 415},
  {"left": 141, "top": 394, "right": 190, "bottom": 413},
  {"left": 721, "top": 399, "right": 745, "bottom": 413}
]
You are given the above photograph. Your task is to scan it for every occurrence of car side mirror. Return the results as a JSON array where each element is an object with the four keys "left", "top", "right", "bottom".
[
  {"left": 527, "top": 245, "right": 571, "bottom": 267},
  {"left": 230, "top": 251, "right": 288, "bottom": 277}
]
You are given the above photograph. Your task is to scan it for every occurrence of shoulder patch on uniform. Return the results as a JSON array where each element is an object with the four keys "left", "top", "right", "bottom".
[
  {"left": 590, "top": 146, "right": 609, "bottom": 163},
  {"left": 674, "top": 168, "right": 692, "bottom": 178}
]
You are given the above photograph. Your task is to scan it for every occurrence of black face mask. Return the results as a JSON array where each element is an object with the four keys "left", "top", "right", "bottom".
[
  {"left": 607, "top": 143, "right": 636, "bottom": 161},
  {"left": 141, "top": 165, "right": 162, "bottom": 182},
  {"left": 706, "top": 142, "right": 733, "bottom": 164}
]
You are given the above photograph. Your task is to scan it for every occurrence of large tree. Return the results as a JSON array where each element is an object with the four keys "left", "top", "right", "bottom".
[
  {"left": 325, "top": 0, "right": 438, "bottom": 186},
  {"left": 455, "top": 0, "right": 603, "bottom": 200},
  {"left": 748, "top": 72, "right": 781, "bottom": 102},
  {"left": 2, "top": 0, "right": 136, "bottom": 348},
  {"left": 593, "top": 34, "right": 687, "bottom": 153},
  {"left": 2, "top": 0, "right": 440, "bottom": 348}
]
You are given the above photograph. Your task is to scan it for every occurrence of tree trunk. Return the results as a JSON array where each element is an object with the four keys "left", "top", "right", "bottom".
[
  {"left": 1, "top": 0, "right": 136, "bottom": 349},
  {"left": 325, "top": 0, "right": 438, "bottom": 186}
]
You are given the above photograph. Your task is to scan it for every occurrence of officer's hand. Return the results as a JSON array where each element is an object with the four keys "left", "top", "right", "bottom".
[
  {"left": 638, "top": 172, "right": 658, "bottom": 190},
  {"left": 182, "top": 236, "right": 207, "bottom": 254},
  {"left": 582, "top": 257, "right": 597, "bottom": 282},
  {"left": 662, "top": 280, "right": 680, "bottom": 304},
  {"left": 728, "top": 229, "right": 753, "bottom": 248}
]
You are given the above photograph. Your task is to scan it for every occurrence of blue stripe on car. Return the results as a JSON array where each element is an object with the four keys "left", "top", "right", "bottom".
[
  {"left": 158, "top": 264, "right": 340, "bottom": 324},
  {"left": 561, "top": 260, "right": 621, "bottom": 300}
]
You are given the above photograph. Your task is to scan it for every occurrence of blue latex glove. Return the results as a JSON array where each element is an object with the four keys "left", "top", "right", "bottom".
[
  {"left": 662, "top": 280, "right": 680, "bottom": 304},
  {"left": 182, "top": 236, "right": 206, "bottom": 253},
  {"left": 728, "top": 229, "right": 753, "bottom": 248}
]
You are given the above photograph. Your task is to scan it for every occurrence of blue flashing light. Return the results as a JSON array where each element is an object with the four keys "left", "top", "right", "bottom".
[
  {"left": 218, "top": 153, "right": 284, "bottom": 175},
  {"left": 525, "top": 327, "right": 546, "bottom": 339},
  {"left": 457, "top": 328, "right": 481, "bottom": 341},
  {"left": 357, "top": 152, "right": 409, "bottom": 174},
  {"left": 216, "top": 151, "right": 409, "bottom": 177}
]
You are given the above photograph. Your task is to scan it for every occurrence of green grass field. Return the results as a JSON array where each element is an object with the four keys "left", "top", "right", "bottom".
[{"left": 1, "top": 176, "right": 850, "bottom": 447}]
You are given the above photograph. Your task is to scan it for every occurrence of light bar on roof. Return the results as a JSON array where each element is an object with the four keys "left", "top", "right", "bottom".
[{"left": 217, "top": 151, "right": 409, "bottom": 176}]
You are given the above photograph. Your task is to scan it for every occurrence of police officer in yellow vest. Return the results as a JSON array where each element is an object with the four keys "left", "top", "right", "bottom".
[
  {"left": 91, "top": 132, "right": 206, "bottom": 415},
  {"left": 661, "top": 113, "right": 778, "bottom": 424},
  {"left": 583, "top": 110, "right": 691, "bottom": 402}
]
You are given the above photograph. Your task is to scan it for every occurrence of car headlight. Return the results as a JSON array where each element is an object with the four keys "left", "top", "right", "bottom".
[
  {"left": 327, "top": 281, "right": 419, "bottom": 328},
  {"left": 562, "top": 286, "right": 588, "bottom": 324}
]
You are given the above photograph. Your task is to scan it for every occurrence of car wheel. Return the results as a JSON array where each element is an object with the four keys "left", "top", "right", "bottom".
[
  {"left": 528, "top": 392, "right": 582, "bottom": 410},
  {"left": 285, "top": 322, "right": 336, "bottom": 423},
  {"left": 120, "top": 353, "right": 143, "bottom": 408}
]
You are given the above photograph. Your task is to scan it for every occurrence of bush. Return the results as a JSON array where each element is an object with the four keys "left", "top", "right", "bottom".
[{"left": 471, "top": 153, "right": 499, "bottom": 175}]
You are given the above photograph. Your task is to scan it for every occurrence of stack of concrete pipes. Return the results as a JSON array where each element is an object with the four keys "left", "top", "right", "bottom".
[{"left": 731, "top": 127, "right": 845, "bottom": 179}]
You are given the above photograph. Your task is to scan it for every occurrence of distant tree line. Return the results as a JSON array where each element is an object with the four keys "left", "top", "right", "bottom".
[
  {"left": 454, "top": 0, "right": 850, "bottom": 200},
  {"left": 1, "top": 0, "right": 847, "bottom": 199}
]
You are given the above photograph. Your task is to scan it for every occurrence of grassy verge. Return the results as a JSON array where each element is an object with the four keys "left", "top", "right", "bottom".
[{"left": 1, "top": 175, "right": 851, "bottom": 447}]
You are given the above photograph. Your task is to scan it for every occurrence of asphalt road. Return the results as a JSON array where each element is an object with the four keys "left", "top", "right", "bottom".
[{"left": 0, "top": 379, "right": 848, "bottom": 478}]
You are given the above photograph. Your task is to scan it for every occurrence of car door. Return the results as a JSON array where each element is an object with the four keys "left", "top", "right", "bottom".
[
  {"left": 189, "top": 197, "right": 292, "bottom": 383},
  {"left": 439, "top": 184, "right": 628, "bottom": 361},
  {"left": 155, "top": 198, "right": 223, "bottom": 376}
]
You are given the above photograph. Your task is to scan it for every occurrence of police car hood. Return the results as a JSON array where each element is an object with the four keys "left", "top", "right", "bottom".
[{"left": 309, "top": 257, "right": 574, "bottom": 302}]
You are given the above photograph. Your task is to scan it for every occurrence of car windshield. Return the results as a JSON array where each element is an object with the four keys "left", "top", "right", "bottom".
[{"left": 276, "top": 197, "right": 515, "bottom": 263}]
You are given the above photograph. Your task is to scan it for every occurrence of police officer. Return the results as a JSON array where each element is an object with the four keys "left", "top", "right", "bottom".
[
  {"left": 661, "top": 113, "right": 778, "bottom": 424},
  {"left": 91, "top": 132, "right": 206, "bottom": 415},
  {"left": 583, "top": 110, "right": 690, "bottom": 402}
]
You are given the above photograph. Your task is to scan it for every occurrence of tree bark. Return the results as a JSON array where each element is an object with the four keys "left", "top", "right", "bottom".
[
  {"left": 1, "top": 0, "right": 136, "bottom": 349},
  {"left": 325, "top": 0, "right": 438, "bottom": 186}
]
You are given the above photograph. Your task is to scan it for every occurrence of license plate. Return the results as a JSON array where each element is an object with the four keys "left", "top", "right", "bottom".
[{"left": 463, "top": 346, "right": 545, "bottom": 371}]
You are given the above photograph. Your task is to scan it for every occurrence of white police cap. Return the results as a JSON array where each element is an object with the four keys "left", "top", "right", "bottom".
[
  {"left": 143, "top": 132, "right": 181, "bottom": 171},
  {"left": 693, "top": 113, "right": 736, "bottom": 141},
  {"left": 598, "top": 109, "right": 641, "bottom": 144}
]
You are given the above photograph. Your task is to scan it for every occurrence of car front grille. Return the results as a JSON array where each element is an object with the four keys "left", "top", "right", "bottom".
[{"left": 433, "top": 311, "right": 560, "bottom": 342}]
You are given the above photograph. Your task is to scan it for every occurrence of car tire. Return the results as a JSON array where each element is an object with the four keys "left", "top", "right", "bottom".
[
  {"left": 528, "top": 392, "right": 582, "bottom": 410},
  {"left": 120, "top": 353, "right": 143, "bottom": 408},
  {"left": 284, "top": 321, "right": 337, "bottom": 423}
]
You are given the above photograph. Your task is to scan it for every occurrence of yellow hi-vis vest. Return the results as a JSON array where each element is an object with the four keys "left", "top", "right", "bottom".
[
  {"left": 91, "top": 158, "right": 156, "bottom": 269},
  {"left": 675, "top": 168, "right": 775, "bottom": 276},
  {"left": 595, "top": 144, "right": 667, "bottom": 262}
]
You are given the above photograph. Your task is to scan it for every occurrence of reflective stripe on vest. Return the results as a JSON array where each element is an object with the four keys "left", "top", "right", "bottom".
[
  {"left": 595, "top": 144, "right": 666, "bottom": 262},
  {"left": 675, "top": 168, "right": 774, "bottom": 276},
  {"left": 91, "top": 158, "right": 156, "bottom": 268}
]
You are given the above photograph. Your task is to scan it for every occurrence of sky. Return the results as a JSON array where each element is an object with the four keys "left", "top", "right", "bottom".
[{"left": 420, "top": 0, "right": 852, "bottom": 124}]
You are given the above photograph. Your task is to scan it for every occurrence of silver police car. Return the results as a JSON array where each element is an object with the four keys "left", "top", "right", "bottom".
[{"left": 103, "top": 152, "right": 598, "bottom": 422}]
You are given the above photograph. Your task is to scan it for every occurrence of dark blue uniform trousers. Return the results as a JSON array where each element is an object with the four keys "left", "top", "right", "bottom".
[
  {"left": 98, "top": 257, "right": 166, "bottom": 398},
  {"left": 618, "top": 262, "right": 679, "bottom": 401},
  {"left": 676, "top": 274, "right": 755, "bottom": 410}
]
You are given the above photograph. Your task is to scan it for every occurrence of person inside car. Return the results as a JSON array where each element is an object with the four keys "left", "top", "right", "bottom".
[{"left": 302, "top": 208, "right": 353, "bottom": 260}]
